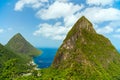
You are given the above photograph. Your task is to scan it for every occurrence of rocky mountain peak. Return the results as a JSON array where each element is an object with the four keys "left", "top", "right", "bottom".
[
  {"left": 15, "top": 33, "right": 22, "bottom": 37},
  {"left": 52, "top": 16, "right": 120, "bottom": 78},
  {"left": 67, "top": 16, "right": 96, "bottom": 37},
  {"left": 61, "top": 16, "right": 96, "bottom": 50}
]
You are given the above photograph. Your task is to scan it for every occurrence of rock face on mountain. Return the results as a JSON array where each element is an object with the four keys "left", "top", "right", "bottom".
[
  {"left": 52, "top": 16, "right": 120, "bottom": 79},
  {"left": 6, "top": 33, "right": 40, "bottom": 57}
]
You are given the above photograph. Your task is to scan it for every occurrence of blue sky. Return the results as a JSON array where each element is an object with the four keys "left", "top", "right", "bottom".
[{"left": 0, "top": 0, "right": 120, "bottom": 49}]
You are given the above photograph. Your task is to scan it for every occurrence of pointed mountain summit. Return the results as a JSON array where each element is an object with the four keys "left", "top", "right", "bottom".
[
  {"left": 65, "top": 16, "right": 96, "bottom": 41},
  {"left": 72, "top": 16, "right": 96, "bottom": 33},
  {"left": 51, "top": 16, "right": 120, "bottom": 79},
  {"left": 6, "top": 33, "right": 40, "bottom": 57}
]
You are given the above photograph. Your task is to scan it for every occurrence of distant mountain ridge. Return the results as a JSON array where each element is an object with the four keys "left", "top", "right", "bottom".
[{"left": 6, "top": 33, "right": 40, "bottom": 58}]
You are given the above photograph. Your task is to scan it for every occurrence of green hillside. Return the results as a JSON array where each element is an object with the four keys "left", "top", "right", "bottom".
[
  {"left": 0, "top": 33, "right": 41, "bottom": 79},
  {"left": 2, "top": 16, "right": 120, "bottom": 80},
  {"left": 6, "top": 33, "right": 40, "bottom": 59},
  {"left": 51, "top": 16, "right": 120, "bottom": 79},
  {"left": 18, "top": 16, "right": 120, "bottom": 80},
  {"left": 0, "top": 43, "right": 33, "bottom": 79}
]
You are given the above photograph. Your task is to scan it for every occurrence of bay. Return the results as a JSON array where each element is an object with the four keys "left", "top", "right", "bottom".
[{"left": 33, "top": 48, "right": 58, "bottom": 68}]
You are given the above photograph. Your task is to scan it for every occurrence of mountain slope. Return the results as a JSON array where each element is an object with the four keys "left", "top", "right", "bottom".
[
  {"left": 6, "top": 33, "right": 40, "bottom": 58},
  {"left": 50, "top": 16, "right": 120, "bottom": 79},
  {"left": 0, "top": 43, "right": 31, "bottom": 79},
  {"left": 0, "top": 43, "right": 18, "bottom": 68}
]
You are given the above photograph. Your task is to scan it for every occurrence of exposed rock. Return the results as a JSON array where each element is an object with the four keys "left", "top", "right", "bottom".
[{"left": 51, "top": 16, "right": 120, "bottom": 79}]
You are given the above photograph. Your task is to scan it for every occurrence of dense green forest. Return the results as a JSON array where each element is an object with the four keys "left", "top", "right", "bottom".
[{"left": 0, "top": 44, "right": 34, "bottom": 79}]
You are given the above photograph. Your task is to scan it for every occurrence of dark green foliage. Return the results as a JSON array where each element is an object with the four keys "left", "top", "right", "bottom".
[
  {"left": 0, "top": 43, "right": 33, "bottom": 79},
  {"left": 0, "top": 43, "right": 18, "bottom": 68}
]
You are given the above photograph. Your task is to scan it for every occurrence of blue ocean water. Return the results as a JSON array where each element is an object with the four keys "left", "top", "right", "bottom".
[
  {"left": 118, "top": 50, "right": 120, "bottom": 53},
  {"left": 33, "top": 48, "right": 58, "bottom": 68}
]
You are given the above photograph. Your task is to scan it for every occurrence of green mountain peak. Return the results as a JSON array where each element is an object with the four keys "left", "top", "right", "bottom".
[
  {"left": 15, "top": 33, "right": 22, "bottom": 36},
  {"left": 74, "top": 16, "right": 95, "bottom": 32},
  {"left": 51, "top": 16, "right": 120, "bottom": 79},
  {"left": 6, "top": 33, "right": 40, "bottom": 58},
  {"left": 65, "top": 16, "right": 96, "bottom": 41}
]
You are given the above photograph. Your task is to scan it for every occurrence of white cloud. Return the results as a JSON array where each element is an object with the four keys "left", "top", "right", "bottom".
[
  {"left": 96, "top": 20, "right": 120, "bottom": 34},
  {"left": 36, "top": 1, "right": 83, "bottom": 20},
  {"left": 54, "top": 0, "right": 69, "bottom": 2},
  {"left": 14, "top": 0, "right": 48, "bottom": 11},
  {"left": 87, "top": 0, "right": 114, "bottom": 6},
  {"left": 33, "top": 22, "right": 70, "bottom": 40},
  {"left": 0, "top": 29, "right": 4, "bottom": 33},
  {"left": 80, "top": 7, "right": 120, "bottom": 23},
  {"left": 96, "top": 26, "right": 114, "bottom": 34},
  {"left": 64, "top": 14, "right": 79, "bottom": 27},
  {"left": 34, "top": 1, "right": 84, "bottom": 40}
]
